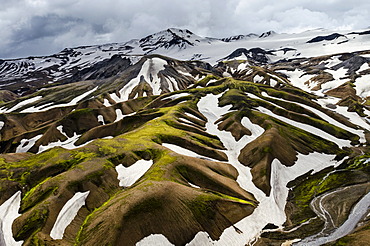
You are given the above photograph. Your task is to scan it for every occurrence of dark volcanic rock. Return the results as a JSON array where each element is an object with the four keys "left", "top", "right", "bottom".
[
  {"left": 68, "top": 55, "right": 132, "bottom": 82},
  {"left": 223, "top": 48, "right": 275, "bottom": 64},
  {"left": 307, "top": 33, "right": 345, "bottom": 43}
]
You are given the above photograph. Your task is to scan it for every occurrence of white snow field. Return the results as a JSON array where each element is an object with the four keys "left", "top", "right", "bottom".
[
  {"left": 50, "top": 191, "right": 90, "bottom": 240},
  {"left": 0, "top": 191, "right": 23, "bottom": 246},
  {"left": 115, "top": 160, "right": 154, "bottom": 187},
  {"left": 137, "top": 92, "right": 343, "bottom": 245}
]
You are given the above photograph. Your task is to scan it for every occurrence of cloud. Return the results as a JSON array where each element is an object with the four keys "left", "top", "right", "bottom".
[{"left": 0, "top": 0, "right": 369, "bottom": 58}]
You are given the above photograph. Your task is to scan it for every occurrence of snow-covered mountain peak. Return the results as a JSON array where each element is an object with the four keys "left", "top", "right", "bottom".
[{"left": 138, "top": 28, "right": 204, "bottom": 53}]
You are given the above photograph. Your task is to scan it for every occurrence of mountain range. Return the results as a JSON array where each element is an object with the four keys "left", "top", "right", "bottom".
[{"left": 0, "top": 27, "right": 370, "bottom": 246}]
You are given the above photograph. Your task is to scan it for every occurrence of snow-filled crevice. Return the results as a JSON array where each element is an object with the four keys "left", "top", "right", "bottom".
[
  {"left": 50, "top": 191, "right": 90, "bottom": 240},
  {"left": 162, "top": 143, "right": 218, "bottom": 162},
  {"left": 182, "top": 92, "right": 343, "bottom": 245},
  {"left": 260, "top": 92, "right": 367, "bottom": 143},
  {"left": 296, "top": 190, "right": 370, "bottom": 245},
  {"left": 97, "top": 115, "right": 105, "bottom": 125},
  {"left": 16, "top": 134, "right": 43, "bottom": 153},
  {"left": 256, "top": 106, "right": 351, "bottom": 148},
  {"left": 114, "top": 109, "right": 135, "bottom": 123},
  {"left": 0, "top": 191, "right": 23, "bottom": 246},
  {"left": 37, "top": 125, "right": 92, "bottom": 153},
  {"left": 136, "top": 234, "right": 174, "bottom": 246},
  {"left": 0, "top": 96, "right": 42, "bottom": 113},
  {"left": 20, "top": 87, "right": 98, "bottom": 113},
  {"left": 115, "top": 160, "right": 153, "bottom": 187},
  {"left": 112, "top": 58, "right": 167, "bottom": 102},
  {"left": 163, "top": 92, "right": 190, "bottom": 100}
]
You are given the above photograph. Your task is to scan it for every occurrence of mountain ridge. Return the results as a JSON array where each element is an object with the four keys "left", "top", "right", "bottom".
[{"left": 0, "top": 27, "right": 370, "bottom": 246}]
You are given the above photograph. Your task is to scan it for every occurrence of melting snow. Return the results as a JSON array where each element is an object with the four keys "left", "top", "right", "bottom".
[
  {"left": 136, "top": 234, "right": 174, "bottom": 246},
  {"left": 188, "top": 182, "right": 200, "bottom": 189},
  {"left": 163, "top": 92, "right": 190, "bottom": 100},
  {"left": 355, "top": 75, "right": 370, "bottom": 98},
  {"left": 0, "top": 191, "right": 23, "bottom": 246},
  {"left": 297, "top": 190, "right": 370, "bottom": 245},
  {"left": 183, "top": 92, "right": 343, "bottom": 245},
  {"left": 38, "top": 126, "right": 91, "bottom": 153},
  {"left": 114, "top": 109, "right": 135, "bottom": 122},
  {"left": 256, "top": 106, "right": 351, "bottom": 147},
  {"left": 162, "top": 143, "right": 217, "bottom": 162},
  {"left": 0, "top": 96, "right": 42, "bottom": 113},
  {"left": 115, "top": 160, "right": 153, "bottom": 187},
  {"left": 114, "top": 58, "right": 167, "bottom": 102},
  {"left": 50, "top": 191, "right": 90, "bottom": 240},
  {"left": 261, "top": 92, "right": 367, "bottom": 143},
  {"left": 20, "top": 87, "right": 98, "bottom": 113},
  {"left": 103, "top": 98, "right": 112, "bottom": 107},
  {"left": 184, "top": 112, "right": 204, "bottom": 121},
  {"left": 253, "top": 75, "right": 264, "bottom": 83},
  {"left": 16, "top": 135, "right": 43, "bottom": 153},
  {"left": 97, "top": 115, "right": 105, "bottom": 125},
  {"left": 317, "top": 97, "right": 370, "bottom": 132}
]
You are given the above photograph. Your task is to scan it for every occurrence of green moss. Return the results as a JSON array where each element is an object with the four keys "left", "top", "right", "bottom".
[
  {"left": 98, "top": 145, "right": 117, "bottom": 156},
  {"left": 186, "top": 192, "right": 255, "bottom": 222},
  {"left": 124, "top": 197, "right": 163, "bottom": 219},
  {"left": 67, "top": 108, "right": 95, "bottom": 120},
  {"left": 29, "top": 235, "right": 47, "bottom": 246},
  {"left": 21, "top": 177, "right": 57, "bottom": 212},
  {"left": 195, "top": 75, "right": 221, "bottom": 87},
  {"left": 14, "top": 207, "right": 49, "bottom": 240},
  {"left": 187, "top": 194, "right": 218, "bottom": 221},
  {"left": 142, "top": 153, "right": 176, "bottom": 182},
  {"left": 0, "top": 157, "right": 6, "bottom": 167},
  {"left": 75, "top": 192, "right": 122, "bottom": 245},
  {"left": 347, "top": 154, "right": 370, "bottom": 170}
]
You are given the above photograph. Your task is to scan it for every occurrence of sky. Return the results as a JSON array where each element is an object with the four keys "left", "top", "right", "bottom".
[{"left": 1, "top": 0, "right": 369, "bottom": 59}]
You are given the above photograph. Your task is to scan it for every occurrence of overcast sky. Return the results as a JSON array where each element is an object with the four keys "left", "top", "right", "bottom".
[{"left": 1, "top": 0, "right": 369, "bottom": 59}]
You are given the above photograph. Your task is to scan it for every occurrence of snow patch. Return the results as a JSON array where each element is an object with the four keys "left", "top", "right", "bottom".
[
  {"left": 20, "top": 87, "right": 98, "bottom": 113},
  {"left": 50, "top": 191, "right": 90, "bottom": 240},
  {"left": 115, "top": 160, "right": 153, "bottom": 187},
  {"left": 192, "top": 92, "right": 342, "bottom": 245},
  {"left": 0, "top": 191, "right": 23, "bottom": 246},
  {"left": 162, "top": 143, "right": 217, "bottom": 161},
  {"left": 256, "top": 106, "right": 351, "bottom": 147},
  {"left": 261, "top": 92, "right": 366, "bottom": 143},
  {"left": 1, "top": 96, "right": 42, "bottom": 113},
  {"left": 16, "top": 135, "right": 43, "bottom": 153},
  {"left": 253, "top": 75, "right": 264, "bottom": 83},
  {"left": 97, "top": 115, "right": 105, "bottom": 125},
  {"left": 0, "top": 121, "right": 4, "bottom": 131},
  {"left": 103, "top": 98, "right": 112, "bottom": 107},
  {"left": 114, "top": 58, "right": 167, "bottom": 102},
  {"left": 184, "top": 112, "right": 204, "bottom": 121},
  {"left": 189, "top": 182, "right": 200, "bottom": 189},
  {"left": 136, "top": 234, "right": 174, "bottom": 246},
  {"left": 38, "top": 126, "right": 91, "bottom": 153},
  {"left": 355, "top": 75, "right": 370, "bottom": 98},
  {"left": 163, "top": 92, "right": 190, "bottom": 100},
  {"left": 317, "top": 97, "right": 370, "bottom": 132}
]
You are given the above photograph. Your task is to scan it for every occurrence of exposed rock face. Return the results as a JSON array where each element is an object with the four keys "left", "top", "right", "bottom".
[
  {"left": 307, "top": 33, "right": 346, "bottom": 43},
  {"left": 0, "top": 90, "right": 18, "bottom": 103}
]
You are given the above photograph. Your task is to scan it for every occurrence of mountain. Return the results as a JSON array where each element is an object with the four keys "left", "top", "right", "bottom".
[{"left": 0, "top": 28, "right": 370, "bottom": 246}]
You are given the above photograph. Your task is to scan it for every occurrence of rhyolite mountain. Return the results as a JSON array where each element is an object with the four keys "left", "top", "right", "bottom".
[{"left": 0, "top": 28, "right": 370, "bottom": 246}]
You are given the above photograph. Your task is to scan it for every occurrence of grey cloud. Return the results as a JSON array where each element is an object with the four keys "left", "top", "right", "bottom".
[
  {"left": 0, "top": 0, "right": 369, "bottom": 58},
  {"left": 11, "top": 15, "right": 83, "bottom": 44}
]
